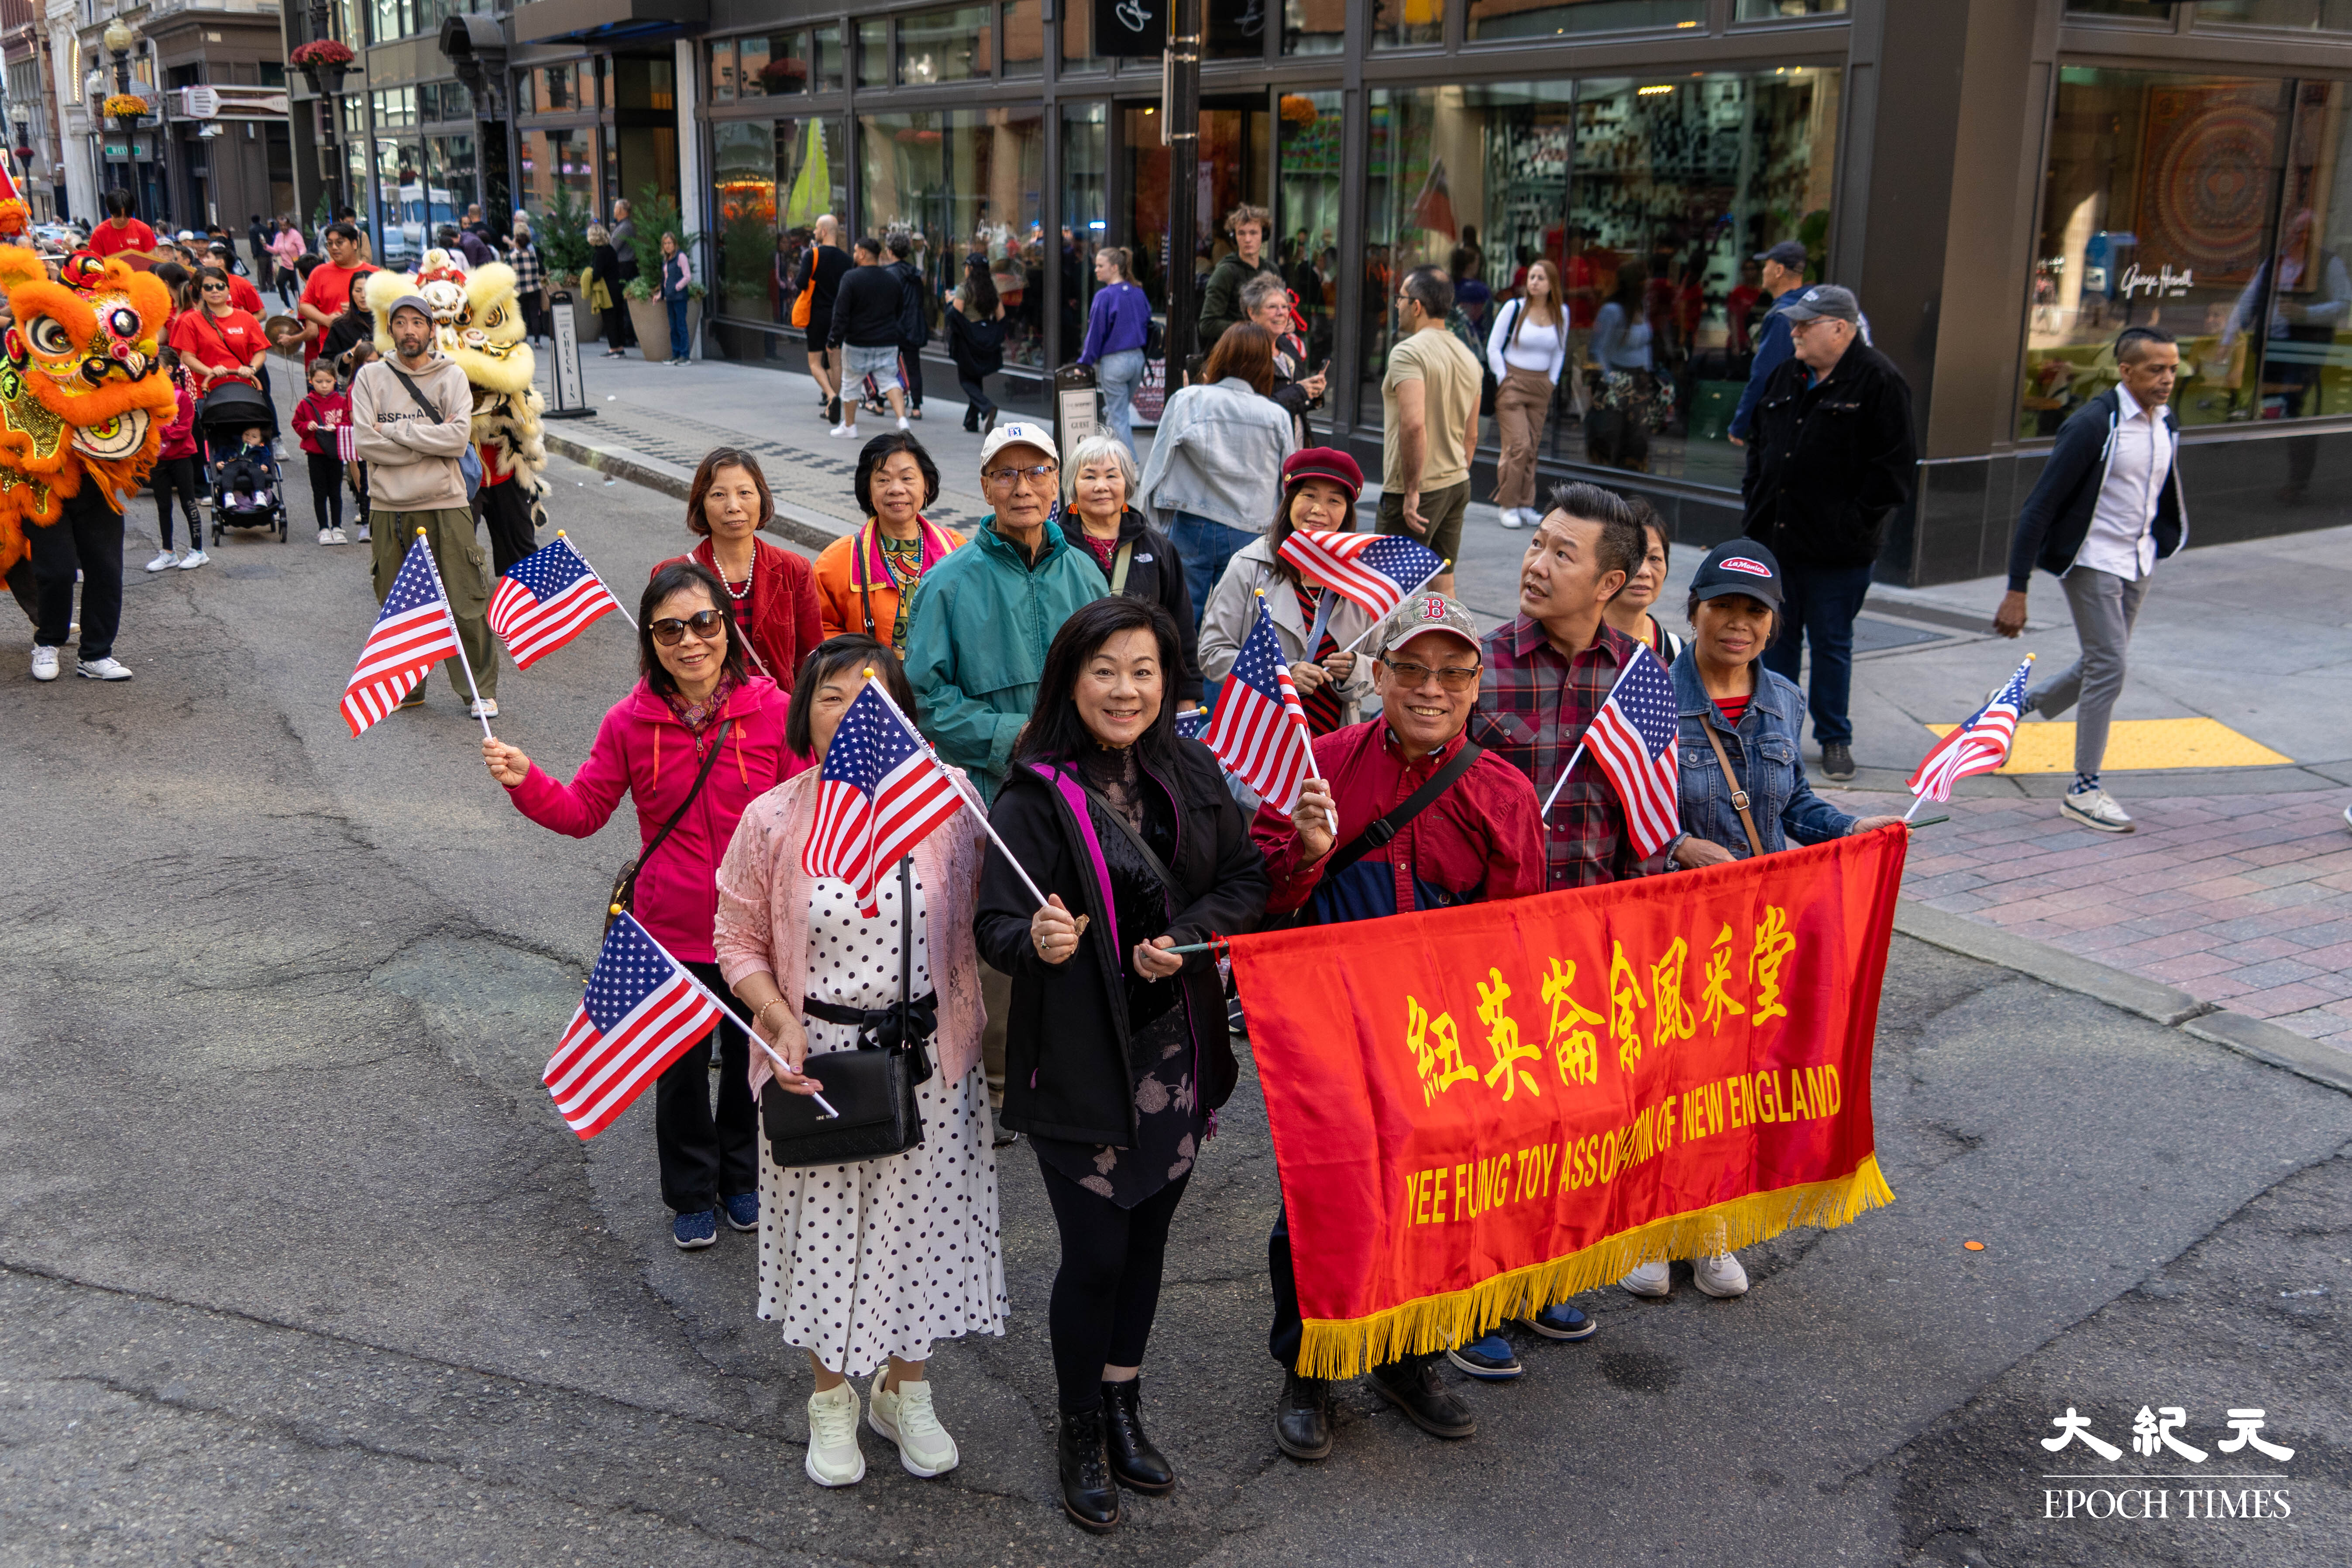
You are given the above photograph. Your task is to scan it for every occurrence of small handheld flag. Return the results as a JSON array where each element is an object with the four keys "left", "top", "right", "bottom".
[
  {"left": 342, "top": 533, "right": 461, "bottom": 736},
  {"left": 1277, "top": 528, "right": 1445, "bottom": 625},
  {"left": 1581, "top": 646, "right": 1681, "bottom": 857},
  {"left": 803, "top": 678, "right": 968, "bottom": 917},
  {"left": 1907, "top": 655, "right": 2035, "bottom": 812},
  {"left": 546, "top": 913, "right": 727, "bottom": 1138},
  {"left": 1205, "top": 593, "right": 1319, "bottom": 813},
  {"left": 489, "top": 533, "right": 624, "bottom": 668}
]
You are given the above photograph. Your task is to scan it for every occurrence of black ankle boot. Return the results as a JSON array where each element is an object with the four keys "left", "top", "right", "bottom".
[
  {"left": 1057, "top": 1406, "right": 1120, "bottom": 1533},
  {"left": 1274, "top": 1369, "right": 1333, "bottom": 1461},
  {"left": 1101, "top": 1378, "right": 1174, "bottom": 1493}
]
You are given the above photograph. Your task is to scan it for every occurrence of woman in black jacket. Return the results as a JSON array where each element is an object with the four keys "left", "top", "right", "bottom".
[
  {"left": 946, "top": 265, "right": 1006, "bottom": 432},
  {"left": 588, "top": 223, "right": 633, "bottom": 355},
  {"left": 1062, "top": 433, "right": 1204, "bottom": 707},
  {"left": 973, "top": 596, "right": 1269, "bottom": 1535}
]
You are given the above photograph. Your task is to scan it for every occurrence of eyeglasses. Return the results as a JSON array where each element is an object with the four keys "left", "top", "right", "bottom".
[
  {"left": 201, "top": 282, "right": 227, "bottom": 292},
  {"left": 983, "top": 462, "right": 1059, "bottom": 488},
  {"left": 650, "top": 609, "right": 726, "bottom": 646},
  {"left": 1381, "top": 658, "right": 1480, "bottom": 691}
]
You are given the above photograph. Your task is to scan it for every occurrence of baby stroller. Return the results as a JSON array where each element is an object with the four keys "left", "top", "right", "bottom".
[{"left": 198, "top": 380, "right": 288, "bottom": 545}]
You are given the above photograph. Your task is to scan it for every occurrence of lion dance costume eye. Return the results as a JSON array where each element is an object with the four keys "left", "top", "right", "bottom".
[{"left": 0, "top": 247, "right": 177, "bottom": 614}]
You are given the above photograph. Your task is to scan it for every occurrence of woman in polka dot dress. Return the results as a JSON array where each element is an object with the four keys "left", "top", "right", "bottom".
[{"left": 715, "top": 636, "right": 1006, "bottom": 1491}]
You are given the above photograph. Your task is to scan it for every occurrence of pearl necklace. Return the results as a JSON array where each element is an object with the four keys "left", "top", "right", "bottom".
[{"left": 714, "top": 550, "right": 753, "bottom": 602}]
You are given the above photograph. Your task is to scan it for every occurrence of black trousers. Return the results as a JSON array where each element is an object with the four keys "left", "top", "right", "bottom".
[
  {"left": 601, "top": 304, "right": 634, "bottom": 348},
  {"left": 958, "top": 371, "right": 994, "bottom": 424},
  {"left": 1269, "top": 1198, "right": 1424, "bottom": 1376},
  {"left": 306, "top": 452, "right": 345, "bottom": 533},
  {"left": 476, "top": 479, "right": 536, "bottom": 576},
  {"left": 150, "top": 456, "right": 201, "bottom": 550},
  {"left": 660, "top": 960, "right": 761, "bottom": 1214},
  {"left": 899, "top": 341, "right": 925, "bottom": 408},
  {"left": 31, "top": 493, "right": 125, "bottom": 660},
  {"left": 1036, "top": 1152, "right": 1191, "bottom": 1414}
]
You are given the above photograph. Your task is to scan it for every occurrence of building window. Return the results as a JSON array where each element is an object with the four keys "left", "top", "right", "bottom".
[
  {"left": 1374, "top": 0, "right": 1445, "bottom": 48},
  {"left": 1004, "top": 0, "right": 1044, "bottom": 77},
  {"left": 426, "top": 133, "right": 477, "bottom": 238},
  {"left": 739, "top": 31, "right": 811, "bottom": 98},
  {"left": 2196, "top": 0, "right": 2352, "bottom": 28},
  {"left": 1064, "top": 101, "right": 1108, "bottom": 327},
  {"left": 900, "top": 5, "right": 994, "bottom": 85},
  {"left": 858, "top": 19, "right": 890, "bottom": 88},
  {"left": 1468, "top": 1, "right": 1706, "bottom": 40},
  {"left": 713, "top": 115, "right": 848, "bottom": 325},
  {"left": 2063, "top": 0, "right": 2180, "bottom": 18},
  {"left": 1063, "top": 0, "right": 1103, "bottom": 70},
  {"left": 1284, "top": 0, "right": 1347, "bottom": 54},
  {"left": 815, "top": 24, "right": 846, "bottom": 91},
  {"left": 709, "top": 38, "right": 738, "bottom": 103},
  {"left": 2023, "top": 69, "right": 2293, "bottom": 435},
  {"left": 1735, "top": 0, "right": 1846, "bottom": 17},
  {"left": 1280, "top": 91, "right": 1344, "bottom": 373},
  {"left": 859, "top": 107, "right": 1048, "bottom": 367},
  {"left": 519, "top": 127, "right": 598, "bottom": 230}
]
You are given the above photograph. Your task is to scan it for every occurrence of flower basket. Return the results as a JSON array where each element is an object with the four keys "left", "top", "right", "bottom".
[
  {"left": 102, "top": 94, "right": 150, "bottom": 120},
  {"left": 289, "top": 40, "right": 355, "bottom": 69}
]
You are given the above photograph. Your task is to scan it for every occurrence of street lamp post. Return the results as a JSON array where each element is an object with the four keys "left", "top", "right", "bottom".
[
  {"left": 294, "top": 2, "right": 353, "bottom": 216},
  {"left": 100, "top": 17, "right": 143, "bottom": 216}
]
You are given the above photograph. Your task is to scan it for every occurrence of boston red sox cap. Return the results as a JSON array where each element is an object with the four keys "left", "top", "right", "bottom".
[{"left": 1688, "top": 540, "right": 1785, "bottom": 609}]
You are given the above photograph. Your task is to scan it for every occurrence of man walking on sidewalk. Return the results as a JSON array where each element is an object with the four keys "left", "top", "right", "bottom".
[
  {"left": 1727, "top": 239, "right": 1807, "bottom": 447},
  {"left": 1739, "top": 284, "right": 1916, "bottom": 782},
  {"left": 828, "top": 237, "right": 914, "bottom": 439},
  {"left": 1995, "top": 326, "right": 2186, "bottom": 835}
]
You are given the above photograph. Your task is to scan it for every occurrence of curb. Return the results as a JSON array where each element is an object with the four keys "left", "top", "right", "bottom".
[
  {"left": 1894, "top": 898, "right": 2352, "bottom": 1095},
  {"left": 540, "top": 428, "right": 849, "bottom": 557}
]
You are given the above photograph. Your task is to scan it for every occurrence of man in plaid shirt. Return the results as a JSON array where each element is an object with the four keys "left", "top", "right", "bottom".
[{"left": 1472, "top": 483, "right": 1682, "bottom": 888}]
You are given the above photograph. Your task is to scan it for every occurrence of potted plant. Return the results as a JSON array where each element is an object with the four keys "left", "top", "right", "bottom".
[
  {"left": 622, "top": 186, "right": 706, "bottom": 362},
  {"left": 539, "top": 183, "right": 598, "bottom": 340},
  {"left": 290, "top": 39, "right": 354, "bottom": 99}
]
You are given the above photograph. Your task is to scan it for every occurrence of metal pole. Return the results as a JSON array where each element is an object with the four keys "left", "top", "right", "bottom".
[{"left": 1161, "top": 0, "right": 1202, "bottom": 382}]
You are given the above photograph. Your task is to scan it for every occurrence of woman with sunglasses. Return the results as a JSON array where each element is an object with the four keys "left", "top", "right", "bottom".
[
  {"left": 482, "top": 560, "right": 809, "bottom": 1250},
  {"left": 655, "top": 448, "right": 825, "bottom": 688},
  {"left": 167, "top": 266, "right": 272, "bottom": 411}
]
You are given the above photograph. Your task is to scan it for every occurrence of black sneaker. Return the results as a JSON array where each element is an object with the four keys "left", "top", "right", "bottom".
[
  {"left": 1445, "top": 1334, "right": 1523, "bottom": 1380},
  {"left": 1821, "top": 741, "right": 1855, "bottom": 782}
]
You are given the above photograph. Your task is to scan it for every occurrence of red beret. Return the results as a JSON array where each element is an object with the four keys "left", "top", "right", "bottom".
[{"left": 1281, "top": 446, "right": 1364, "bottom": 504}]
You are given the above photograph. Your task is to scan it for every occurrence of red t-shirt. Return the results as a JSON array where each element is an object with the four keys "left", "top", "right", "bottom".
[
  {"left": 88, "top": 218, "right": 157, "bottom": 259},
  {"left": 224, "top": 273, "right": 266, "bottom": 316},
  {"left": 1714, "top": 695, "right": 1750, "bottom": 726},
  {"left": 299, "top": 261, "right": 366, "bottom": 361},
  {"left": 169, "top": 306, "right": 269, "bottom": 382}
]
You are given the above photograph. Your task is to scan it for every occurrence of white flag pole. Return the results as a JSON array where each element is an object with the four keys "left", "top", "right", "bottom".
[
  {"left": 861, "top": 671, "right": 1053, "bottom": 911},
  {"left": 409, "top": 527, "right": 495, "bottom": 739},
  {"left": 634, "top": 914, "right": 841, "bottom": 1118},
  {"left": 554, "top": 530, "right": 638, "bottom": 628},
  {"left": 1541, "top": 653, "right": 1644, "bottom": 815},
  {"left": 1334, "top": 559, "right": 1451, "bottom": 657}
]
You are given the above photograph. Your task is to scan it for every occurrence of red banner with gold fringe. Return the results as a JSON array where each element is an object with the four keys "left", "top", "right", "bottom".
[{"left": 1229, "top": 828, "right": 1905, "bottom": 1379}]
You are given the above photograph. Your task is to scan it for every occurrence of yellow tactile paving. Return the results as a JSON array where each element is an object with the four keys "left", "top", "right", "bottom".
[{"left": 1920, "top": 717, "right": 2294, "bottom": 772}]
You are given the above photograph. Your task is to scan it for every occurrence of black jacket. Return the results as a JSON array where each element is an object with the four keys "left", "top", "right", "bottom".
[
  {"left": 945, "top": 305, "right": 1005, "bottom": 378},
  {"left": 1197, "top": 254, "right": 1283, "bottom": 355},
  {"left": 974, "top": 741, "right": 1269, "bottom": 1146},
  {"left": 1740, "top": 334, "right": 1918, "bottom": 569},
  {"left": 2004, "top": 388, "right": 2187, "bottom": 591},
  {"left": 829, "top": 264, "right": 906, "bottom": 350},
  {"left": 792, "top": 243, "right": 853, "bottom": 322},
  {"left": 890, "top": 258, "right": 931, "bottom": 347},
  {"left": 1089, "top": 506, "right": 1204, "bottom": 702}
]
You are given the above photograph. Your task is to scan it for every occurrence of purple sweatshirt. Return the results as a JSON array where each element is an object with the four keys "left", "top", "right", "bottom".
[{"left": 1079, "top": 280, "right": 1151, "bottom": 364}]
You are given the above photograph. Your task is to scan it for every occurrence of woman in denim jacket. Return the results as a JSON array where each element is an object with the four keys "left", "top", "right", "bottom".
[{"left": 1645, "top": 539, "right": 1908, "bottom": 1301}]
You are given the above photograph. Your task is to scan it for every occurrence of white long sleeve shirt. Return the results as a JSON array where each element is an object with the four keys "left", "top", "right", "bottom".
[
  {"left": 1486, "top": 297, "right": 1568, "bottom": 384},
  {"left": 2073, "top": 395, "right": 2172, "bottom": 581}
]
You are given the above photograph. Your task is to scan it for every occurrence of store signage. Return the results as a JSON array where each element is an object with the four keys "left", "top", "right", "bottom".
[
  {"left": 1095, "top": 0, "right": 1166, "bottom": 56},
  {"left": 182, "top": 86, "right": 220, "bottom": 119}
]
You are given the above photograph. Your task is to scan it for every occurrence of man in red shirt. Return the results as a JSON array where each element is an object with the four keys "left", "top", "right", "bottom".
[
  {"left": 299, "top": 223, "right": 368, "bottom": 365},
  {"left": 1250, "top": 594, "right": 1568, "bottom": 1465},
  {"left": 207, "top": 244, "right": 267, "bottom": 315},
  {"left": 87, "top": 189, "right": 159, "bottom": 265}
]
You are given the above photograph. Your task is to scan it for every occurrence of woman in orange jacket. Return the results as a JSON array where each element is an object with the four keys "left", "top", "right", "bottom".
[{"left": 812, "top": 431, "right": 964, "bottom": 654}]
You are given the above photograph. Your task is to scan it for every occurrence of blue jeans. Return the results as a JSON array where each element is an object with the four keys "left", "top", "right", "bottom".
[
  {"left": 1760, "top": 558, "right": 1875, "bottom": 746},
  {"left": 665, "top": 295, "right": 690, "bottom": 360},
  {"left": 1094, "top": 348, "right": 1146, "bottom": 451},
  {"left": 1168, "top": 511, "right": 1256, "bottom": 635}
]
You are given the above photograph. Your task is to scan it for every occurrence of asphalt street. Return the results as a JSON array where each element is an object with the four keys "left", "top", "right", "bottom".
[{"left": 2, "top": 450, "right": 2345, "bottom": 1566}]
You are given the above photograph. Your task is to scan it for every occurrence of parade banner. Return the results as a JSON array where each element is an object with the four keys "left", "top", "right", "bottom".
[{"left": 1229, "top": 828, "right": 1905, "bottom": 1379}]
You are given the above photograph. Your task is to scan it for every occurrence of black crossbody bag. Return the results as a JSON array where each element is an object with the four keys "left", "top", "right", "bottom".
[
  {"left": 606, "top": 719, "right": 731, "bottom": 935},
  {"left": 763, "top": 856, "right": 934, "bottom": 1167},
  {"left": 1321, "top": 740, "right": 1485, "bottom": 877}
]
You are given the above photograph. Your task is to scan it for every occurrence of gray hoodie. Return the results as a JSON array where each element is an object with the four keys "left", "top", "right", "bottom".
[{"left": 349, "top": 352, "right": 475, "bottom": 512}]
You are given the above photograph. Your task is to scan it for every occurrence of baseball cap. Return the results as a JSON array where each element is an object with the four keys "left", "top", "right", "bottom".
[
  {"left": 1780, "top": 284, "right": 1860, "bottom": 325},
  {"left": 1282, "top": 446, "right": 1364, "bottom": 504},
  {"left": 385, "top": 293, "right": 436, "bottom": 322},
  {"left": 1688, "top": 540, "right": 1784, "bottom": 609},
  {"left": 1754, "top": 240, "right": 1808, "bottom": 269},
  {"left": 1377, "top": 593, "right": 1481, "bottom": 660},
  {"left": 979, "top": 420, "right": 1059, "bottom": 470}
]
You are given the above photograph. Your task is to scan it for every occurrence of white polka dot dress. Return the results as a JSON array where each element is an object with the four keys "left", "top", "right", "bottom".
[{"left": 756, "top": 867, "right": 1008, "bottom": 1377}]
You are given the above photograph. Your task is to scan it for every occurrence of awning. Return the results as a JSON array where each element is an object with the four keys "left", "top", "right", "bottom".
[{"left": 509, "top": 0, "right": 708, "bottom": 45}]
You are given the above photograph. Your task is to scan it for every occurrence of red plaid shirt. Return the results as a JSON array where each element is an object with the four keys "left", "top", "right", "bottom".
[{"left": 1470, "top": 614, "right": 1658, "bottom": 891}]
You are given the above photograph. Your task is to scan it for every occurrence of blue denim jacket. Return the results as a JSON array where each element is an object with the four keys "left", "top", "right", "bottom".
[{"left": 1671, "top": 649, "right": 1854, "bottom": 858}]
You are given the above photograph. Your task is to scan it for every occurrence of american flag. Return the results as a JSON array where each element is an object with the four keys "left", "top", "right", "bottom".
[
  {"left": 802, "top": 681, "right": 966, "bottom": 917},
  {"left": 1276, "top": 528, "right": 1445, "bottom": 623},
  {"left": 333, "top": 423, "right": 358, "bottom": 463},
  {"left": 341, "top": 534, "right": 461, "bottom": 736},
  {"left": 544, "top": 912, "right": 727, "bottom": 1138},
  {"left": 488, "top": 535, "right": 622, "bottom": 669},
  {"left": 1205, "top": 595, "right": 1316, "bottom": 814},
  {"left": 1908, "top": 655, "right": 2035, "bottom": 803},
  {"left": 1582, "top": 647, "right": 1681, "bottom": 857}
]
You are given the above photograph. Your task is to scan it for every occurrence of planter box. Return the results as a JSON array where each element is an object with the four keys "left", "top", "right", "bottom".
[{"left": 628, "top": 296, "right": 700, "bottom": 362}]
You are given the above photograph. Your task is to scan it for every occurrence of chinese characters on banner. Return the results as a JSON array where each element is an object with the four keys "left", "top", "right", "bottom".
[{"left": 1228, "top": 829, "right": 1907, "bottom": 1379}]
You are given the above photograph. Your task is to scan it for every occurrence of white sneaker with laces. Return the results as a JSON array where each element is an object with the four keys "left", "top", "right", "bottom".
[
  {"left": 178, "top": 550, "right": 208, "bottom": 570},
  {"left": 77, "top": 657, "right": 133, "bottom": 681},
  {"left": 319, "top": 528, "right": 335, "bottom": 545},
  {"left": 468, "top": 697, "right": 500, "bottom": 720},
  {"left": 829, "top": 423, "right": 858, "bottom": 439},
  {"left": 2060, "top": 785, "right": 2134, "bottom": 834},
  {"left": 1693, "top": 1252, "right": 1750, "bottom": 1298},
  {"left": 355, "top": 524, "right": 371, "bottom": 543},
  {"left": 144, "top": 550, "right": 177, "bottom": 572},
  {"left": 1497, "top": 508, "right": 1525, "bottom": 530},
  {"left": 805, "top": 1381, "right": 866, "bottom": 1488},
  {"left": 868, "top": 1370, "right": 959, "bottom": 1478},
  {"left": 332, "top": 528, "right": 349, "bottom": 544},
  {"left": 30, "top": 644, "right": 59, "bottom": 681},
  {"left": 1619, "top": 1259, "right": 1672, "bottom": 1299}
]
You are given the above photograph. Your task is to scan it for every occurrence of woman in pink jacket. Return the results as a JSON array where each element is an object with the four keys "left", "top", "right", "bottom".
[
  {"left": 143, "top": 349, "right": 204, "bottom": 572},
  {"left": 483, "top": 560, "right": 810, "bottom": 1249}
]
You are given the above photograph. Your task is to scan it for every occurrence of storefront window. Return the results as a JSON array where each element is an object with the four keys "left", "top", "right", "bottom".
[
  {"left": 1469, "top": 1, "right": 1705, "bottom": 39},
  {"left": 740, "top": 31, "right": 810, "bottom": 98},
  {"left": 537, "top": 63, "right": 583, "bottom": 114},
  {"left": 858, "top": 20, "right": 891, "bottom": 88},
  {"left": 815, "top": 25, "right": 846, "bottom": 91},
  {"left": 518, "top": 127, "right": 598, "bottom": 232},
  {"left": 418, "top": 82, "right": 471, "bottom": 123},
  {"left": 708, "top": 39, "right": 738, "bottom": 103},
  {"left": 1004, "top": 1, "right": 1044, "bottom": 76},
  {"left": 1279, "top": 91, "right": 1343, "bottom": 372},
  {"left": 1064, "top": 103, "right": 1107, "bottom": 346},
  {"left": 426, "top": 134, "right": 476, "bottom": 239},
  {"left": 860, "top": 108, "right": 1049, "bottom": 368},
  {"left": 712, "top": 114, "right": 848, "bottom": 327},
  {"left": 2023, "top": 69, "right": 2290, "bottom": 435},
  {"left": 2064, "top": 0, "right": 2179, "bottom": 17},
  {"left": 2197, "top": 0, "right": 2352, "bottom": 27},
  {"left": 901, "top": 6, "right": 994, "bottom": 84},
  {"left": 1736, "top": 0, "right": 1847, "bottom": 17},
  {"left": 1063, "top": 0, "right": 1102, "bottom": 69},
  {"left": 1374, "top": 0, "right": 1444, "bottom": 48}
]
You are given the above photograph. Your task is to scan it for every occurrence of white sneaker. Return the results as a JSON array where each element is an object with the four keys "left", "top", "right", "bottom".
[
  {"left": 144, "top": 550, "right": 177, "bottom": 572},
  {"left": 319, "top": 529, "right": 335, "bottom": 545},
  {"left": 332, "top": 528, "right": 349, "bottom": 545},
  {"left": 178, "top": 550, "right": 208, "bottom": 570},
  {"left": 355, "top": 524, "right": 371, "bottom": 543},
  {"left": 468, "top": 697, "right": 500, "bottom": 720},
  {"left": 2060, "top": 785, "right": 2134, "bottom": 834},
  {"left": 896, "top": 416, "right": 910, "bottom": 431},
  {"left": 30, "top": 644, "right": 59, "bottom": 681},
  {"left": 828, "top": 423, "right": 858, "bottom": 439},
  {"left": 805, "top": 1381, "right": 866, "bottom": 1488},
  {"left": 2342, "top": 803, "right": 2352, "bottom": 835},
  {"left": 1692, "top": 1252, "right": 1750, "bottom": 1298},
  {"left": 868, "top": 1370, "right": 959, "bottom": 1478},
  {"left": 76, "top": 656, "right": 133, "bottom": 681},
  {"left": 1619, "top": 1259, "right": 1672, "bottom": 1299}
]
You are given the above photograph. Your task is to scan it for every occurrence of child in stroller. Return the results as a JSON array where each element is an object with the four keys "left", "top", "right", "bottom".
[
  {"left": 197, "top": 380, "right": 289, "bottom": 544},
  {"left": 218, "top": 426, "right": 277, "bottom": 512}
]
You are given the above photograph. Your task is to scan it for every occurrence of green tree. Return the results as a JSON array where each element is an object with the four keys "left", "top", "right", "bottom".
[
  {"left": 626, "top": 185, "right": 705, "bottom": 299},
  {"left": 540, "top": 182, "right": 593, "bottom": 280}
]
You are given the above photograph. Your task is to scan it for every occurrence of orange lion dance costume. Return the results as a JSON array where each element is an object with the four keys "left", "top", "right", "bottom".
[{"left": 0, "top": 248, "right": 178, "bottom": 616}]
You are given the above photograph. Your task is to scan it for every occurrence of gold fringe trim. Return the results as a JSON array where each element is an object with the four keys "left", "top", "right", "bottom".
[{"left": 1294, "top": 1154, "right": 1896, "bottom": 1381}]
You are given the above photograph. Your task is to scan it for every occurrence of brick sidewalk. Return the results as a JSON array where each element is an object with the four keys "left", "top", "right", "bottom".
[{"left": 1858, "top": 788, "right": 2352, "bottom": 1046}]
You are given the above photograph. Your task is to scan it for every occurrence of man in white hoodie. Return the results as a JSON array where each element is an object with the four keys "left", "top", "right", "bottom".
[{"left": 350, "top": 293, "right": 500, "bottom": 718}]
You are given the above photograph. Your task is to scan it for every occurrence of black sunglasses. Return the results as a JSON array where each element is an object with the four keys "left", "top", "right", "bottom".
[{"left": 650, "top": 609, "right": 726, "bottom": 646}]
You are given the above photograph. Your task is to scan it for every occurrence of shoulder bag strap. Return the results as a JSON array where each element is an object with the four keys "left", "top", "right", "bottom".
[
  {"left": 1323, "top": 740, "right": 1484, "bottom": 879},
  {"left": 622, "top": 717, "right": 734, "bottom": 905},
  {"left": 385, "top": 364, "right": 449, "bottom": 423},
  {"left": 1699, "top": 718, "right": 1766, "bottom": 860},
  {"left": 1108, "top": 540, "right": 1135, "bottom": 596},
  {"left": 854, "top": 521, "right": 878, "bottom": 638}
]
